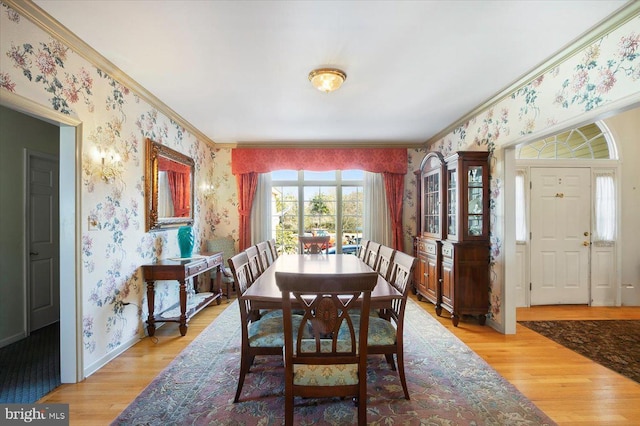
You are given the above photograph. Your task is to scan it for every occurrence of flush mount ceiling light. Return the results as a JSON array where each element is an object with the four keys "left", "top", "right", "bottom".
[{"left": 308, "top": 68, "right": 347, "bottom": 93}]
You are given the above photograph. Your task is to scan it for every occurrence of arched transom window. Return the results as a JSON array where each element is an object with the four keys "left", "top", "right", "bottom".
[{"left": 516, "top": 122, "right": 616, "bottom": 160}]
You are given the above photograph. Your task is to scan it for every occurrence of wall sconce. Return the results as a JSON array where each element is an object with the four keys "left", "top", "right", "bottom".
[{"left": 94, "top": 148, "right": 122, "bottom": 184}]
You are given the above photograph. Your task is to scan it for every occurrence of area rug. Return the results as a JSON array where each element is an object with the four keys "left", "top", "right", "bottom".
[
  {"left": 112, "top": 299, "right": 555, "bottom": 425},
  {"left": 519, "top": 320, "right": 640, "bottom": 384}
]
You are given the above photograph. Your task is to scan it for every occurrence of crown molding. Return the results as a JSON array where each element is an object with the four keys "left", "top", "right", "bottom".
[
  {"left": 423, "top": 1, "right": 640, "bottom": 147},
  {"left": 5, "top": 0, "right": 217, "bottom": 147}
]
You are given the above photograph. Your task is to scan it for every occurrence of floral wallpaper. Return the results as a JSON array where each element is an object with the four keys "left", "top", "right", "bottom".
[
  {"left": 1, "top": 1, "right": 638, "bottom": 372},
  {"left": 402, "top": 15, "right": 640, "bottom": 328},
  {"left": 0, "top": 3, "right": 237, "bottom": 371}
]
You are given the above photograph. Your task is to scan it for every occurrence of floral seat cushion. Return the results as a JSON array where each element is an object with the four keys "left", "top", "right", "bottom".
[
  {"left": 291, "top": 339, "right": 360, "bottom": 386},
  {"left": 248, "top": 314, "right": 308, "bottom": 347},
  {"left": 338, "top": 315, "right": 397, "bottom": 346}
]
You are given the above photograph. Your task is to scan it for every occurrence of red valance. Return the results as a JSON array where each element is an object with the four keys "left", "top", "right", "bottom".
[{"left": 231, "top": 148, "right": 407, "bottom": 175}]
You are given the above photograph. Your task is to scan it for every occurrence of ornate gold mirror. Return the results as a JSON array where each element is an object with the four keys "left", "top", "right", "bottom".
[{"left": 145, "top": 138, "right": 195, "bottom": 231}]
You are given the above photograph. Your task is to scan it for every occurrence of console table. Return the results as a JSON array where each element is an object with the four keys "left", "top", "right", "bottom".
[{"left": 142, "top": 251, "right": 223, "bottom": 336}]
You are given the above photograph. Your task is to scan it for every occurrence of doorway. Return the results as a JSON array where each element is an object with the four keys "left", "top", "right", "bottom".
[{"left": 0, "top": 91, "right": 82, "bottom": 383}]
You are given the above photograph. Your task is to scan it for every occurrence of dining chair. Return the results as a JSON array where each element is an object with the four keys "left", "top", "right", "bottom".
[
  {"left": 228, "top": 251, "right": 296, "bottom": 403},
  {"left": 364, "top": 241, "right": 381, "bottom": 270},
  {"left": 298, "top": 235, "right": 330, "bottom": 254},
  {"left": 357, "top": 239, "right": 369, "bottom": 261},
  {"left": 267, "top": 238, "right": 279, "bottom": 260},
  {"left": 256, "top": 241, "right": 274, "bottom": 269},
  {"left": 362, "top": 250, "right": 417, "bottom": 400},
  {"left": 206, "top": 237, "right": 237, "bottom": 302},
  {"left": 376, "top": 245, "right": 396, "bottom": 281},
  {"left": 275, "top": 270, "right": 378, "bottom": 426},
  {"left": 245, "top": 245, "right": 264, "bottom": 281}
]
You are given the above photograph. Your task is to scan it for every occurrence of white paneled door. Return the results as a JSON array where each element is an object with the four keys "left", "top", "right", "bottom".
[
  {"left": 530, "top": 168, "right": 591, "bottom": 305},
  {"left": 28, "top": 153, "right": 60, "bottom": 331}
]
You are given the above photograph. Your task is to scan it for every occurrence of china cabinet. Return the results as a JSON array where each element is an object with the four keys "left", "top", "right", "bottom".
[
  {"left": 441, "top": 151, "right": 490, "bottom": 326},
  {"left": 414, "top": 150, "right": 490, "bottom": 326}
]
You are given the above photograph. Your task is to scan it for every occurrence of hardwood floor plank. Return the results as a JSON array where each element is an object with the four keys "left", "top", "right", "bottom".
[{"left": 39, "top": 296, "right": 640, "bottom": 425}]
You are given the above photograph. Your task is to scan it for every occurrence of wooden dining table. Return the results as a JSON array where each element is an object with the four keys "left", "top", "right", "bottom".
[{"left": 243, "top": 253, "right": 402, "bottom": 309}]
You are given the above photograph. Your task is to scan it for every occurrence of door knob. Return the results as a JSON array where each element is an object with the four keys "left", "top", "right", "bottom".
[
  {"left": 584, "top": 231, "right": 590, "bottom": 237},
  {"left": 582, "top": 241, "right": 590, "bottom": 247}
]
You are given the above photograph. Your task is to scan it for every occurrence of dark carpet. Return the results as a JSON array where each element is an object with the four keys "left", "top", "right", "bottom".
[
  {"left": 518, "top": 320, "right": 640, "bottom": 383},
  {"left": 0, "top": 322, "right": 61, "bottom": 403}
]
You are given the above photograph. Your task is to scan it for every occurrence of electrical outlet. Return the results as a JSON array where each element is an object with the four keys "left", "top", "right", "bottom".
[{"left": 88, "top": 216, "right": 99, "bottom": 231}]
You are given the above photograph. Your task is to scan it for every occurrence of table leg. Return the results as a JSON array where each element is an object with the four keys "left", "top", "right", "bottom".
[
  {"left": 146, "top": 280, "right": 156, "bottom": 337},
  {"left": 179, "top": 280, "right": 188, "bottom": 336},
  {"left": 215, "top": 265, "right": 223, "bottom": 305}
]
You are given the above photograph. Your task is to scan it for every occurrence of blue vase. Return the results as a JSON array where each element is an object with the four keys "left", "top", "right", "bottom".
[{"left": 177, "top": 226, "right": 194, "bottom": 258}]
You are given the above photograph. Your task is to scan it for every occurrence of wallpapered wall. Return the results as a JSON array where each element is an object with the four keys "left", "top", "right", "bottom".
[
  {"left": 0, "top": 2, "right": 638, "bottom": 373},
  {"left": 401, "top": 15, "right": 640, "bottom": 326},
  {"left": 0, "top": 3, "right": 238, "bottom": 372}
]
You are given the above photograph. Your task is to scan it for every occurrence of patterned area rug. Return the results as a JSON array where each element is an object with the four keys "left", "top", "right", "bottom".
[
  {"left": 112, "top": 300, "right": 555, "bottom": 425},
  {"left": 519, "top": 320, "right": 640, "bottom": 384}
]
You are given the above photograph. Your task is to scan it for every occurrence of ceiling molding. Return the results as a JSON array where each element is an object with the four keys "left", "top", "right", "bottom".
[
  {"left": 230, "top": 140, "right": 426, "bottom": 149},
  {"left": 423, "top": 1, "right": 640, "bottom": 147},
  {"left": 6, "top": 0, "right": 217, "bottom": 147}
]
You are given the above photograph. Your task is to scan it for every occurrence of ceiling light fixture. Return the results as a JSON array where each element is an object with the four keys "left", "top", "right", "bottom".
[{"left": 308, "top": 68, "right": 347, "bottom": 93}]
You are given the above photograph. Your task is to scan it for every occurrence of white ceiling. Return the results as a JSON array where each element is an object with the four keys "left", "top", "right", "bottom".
[{"left": 33, "top": 0, "right": 629, "bottom": 146}]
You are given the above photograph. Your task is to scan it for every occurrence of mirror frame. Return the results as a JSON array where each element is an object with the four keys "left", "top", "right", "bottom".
[{"left": 145, "top": 138, "right": 195, "bottom": 231}]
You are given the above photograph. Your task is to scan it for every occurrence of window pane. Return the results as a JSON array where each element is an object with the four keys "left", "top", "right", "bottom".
[
  {"left": 342, "top": 169, "right": 364, "bottom": 180},
  {"left": 304, "top": 170, "right": 335, "bottom": 181},
  {"left": 342, "top": 186, "right": 363, "bottom": 250},
  {"left": 304, "top": 186, "right": 336, "bottom": 241},
  {"left": 271, "top": 170, "right": 298, "bottom": 181},
  {"left": 594, "top": 173, "right": 616, "bottom": 242},
  {"left": 515, "top": 172, "right": 527, "bottom": 242},
  {"left": 272, "top": 185, "right": 299, "bottom": 254}
]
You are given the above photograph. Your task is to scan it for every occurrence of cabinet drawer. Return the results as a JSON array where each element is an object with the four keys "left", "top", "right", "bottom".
[
  {"left": 186, "top": 260, "right": 208, "bottom": 276},
  {"left": 442, "top": 245, "right": 453, "bottom": 258},
  {"left": 206, "top": 253, "right": 223, "bottom": 268}
]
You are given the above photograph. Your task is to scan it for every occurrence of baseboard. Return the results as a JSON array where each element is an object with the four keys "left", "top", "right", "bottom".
[
  {"left": 0, "top": 330, "right": 27, "bottom": 349},
  {"left": 83, "top": 333, "right": 142, "bottom": 378},
  {"left": 486, "top": 317, "right": 505, "bottom": 334}
]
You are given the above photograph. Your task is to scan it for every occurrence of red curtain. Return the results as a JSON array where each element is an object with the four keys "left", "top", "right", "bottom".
[
  {"left": 383, "top": 172, "right": 405, "bottom": 251},
  {"left": 232, "top": 148, "right": 408, "bottom": 250},
  {"left": 159, "top": 157, "right": 191, "bottom": 218},
  {"left": 237, "top": 172, "right": 258, "bottom": 250},
  {"left": 167, "top": 171, "right": 190, "bottom": 217},
  {"left": 232, "top": 148, "right": 407, "bottom": 174}
]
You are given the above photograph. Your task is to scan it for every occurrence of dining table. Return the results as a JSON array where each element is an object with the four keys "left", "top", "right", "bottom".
[{"left": 242, "top": 253, "right": 402, "bottom": 309}]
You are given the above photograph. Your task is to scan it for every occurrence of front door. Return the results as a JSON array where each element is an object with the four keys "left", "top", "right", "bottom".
[
  {"left": 530, "top": 167, "right": 590, "bottom": 305},
  {"left": 28, "top": 152, "right": 60, "bottom": 331}
]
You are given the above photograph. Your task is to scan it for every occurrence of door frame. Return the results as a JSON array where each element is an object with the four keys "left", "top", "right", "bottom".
[{"left": 1, "top": 90, "right": 83, "bottom": 383}]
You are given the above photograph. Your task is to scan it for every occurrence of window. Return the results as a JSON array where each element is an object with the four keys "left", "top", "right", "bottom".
[
  {"left": 594, "top": 171, "right": 616, "bottom": 242},
  {"left": 516, "top": 122, "right": 616, "bottom": 160},
  {"left": 271, "top": 170, "right": 364, "bottom": 254},
  {"left": 515, "top": 170, "right": 527, "bottom": 243}
]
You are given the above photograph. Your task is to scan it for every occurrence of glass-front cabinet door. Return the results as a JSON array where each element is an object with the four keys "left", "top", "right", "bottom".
[
  {"left": 419, "top": 152, "right": 445, "bottom": 239},
  {"left": 444, "top": 151, "right": 489, "bottom": 242},
  {"left": 467, "top": 165, "right": 484, "bottom": 237},
  {"left": 446, "top": 167, "right": 458, "bottom": 239}
]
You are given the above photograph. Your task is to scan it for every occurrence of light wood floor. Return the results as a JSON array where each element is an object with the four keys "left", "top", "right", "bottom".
[{"left": 40, "top": 295, "right": 640, "bottom": 425}]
